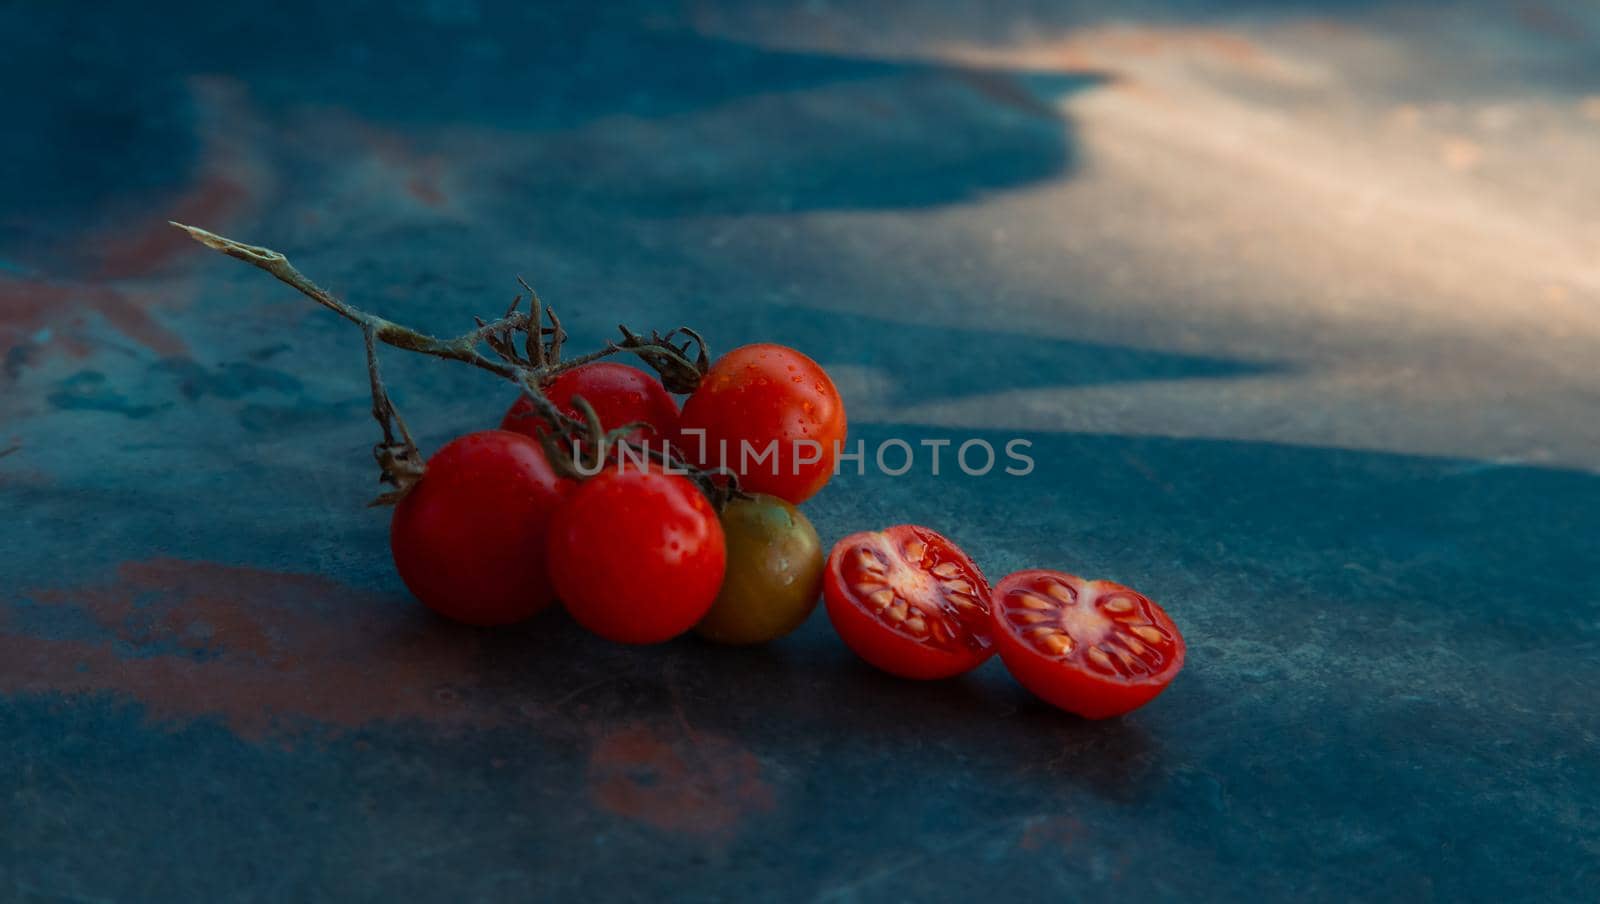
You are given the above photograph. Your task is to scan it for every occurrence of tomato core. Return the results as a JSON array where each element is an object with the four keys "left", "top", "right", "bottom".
[
  {"left": 840, "top": 532, "right": 986, "bottom": 654},
  {"left": 1000, "top": 574, "right": 1178, "bottom": 678}
]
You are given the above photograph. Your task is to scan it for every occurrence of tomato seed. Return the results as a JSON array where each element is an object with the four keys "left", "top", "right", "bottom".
[
  {"left": 1045, "top": 583, "right": 1077, "bottom": 604},
  {"left": 1086, "top": 647, "right": 1118, "bottom": 673},
  {"left": 1130, "top": 625, "right": 1167, "bottom": 645}
]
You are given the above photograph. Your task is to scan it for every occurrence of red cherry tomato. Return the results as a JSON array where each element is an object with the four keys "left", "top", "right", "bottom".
[
  {"left": 991, "top": 570, "right": 1185, "bottom": 719},
  {"left": 501, "top": 361, "right": 679, "bottom": 444},
  {"left": 546, "top": 468, "right": 726, "bottom": 644},
  {"left": 823, "top": 525, "right": 993, "bottom": 679},
  {"left": 676, "top": 343, "right": 845, "bottom": 503},
  {"left": 390, "top": 430, "right": 572, "bottom": 626}
]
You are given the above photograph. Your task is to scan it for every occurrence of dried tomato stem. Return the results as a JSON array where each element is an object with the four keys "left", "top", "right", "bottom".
[
  {"left": 363, "top": 326, "right": 425, "bottom": 506},
  {"left": 172, "top": 221, "right": 717, "bottom": 504},
  {"left": 171, "top": 223, "right": 696, "bottom": 386},
  {"left": 175, "top": 222, "right": 531, "bottom": 380}
]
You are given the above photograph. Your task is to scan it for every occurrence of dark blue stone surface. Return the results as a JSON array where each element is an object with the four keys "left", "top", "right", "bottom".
[{"left": 3, "top": 2, "right": 1597, "bottom": 901}]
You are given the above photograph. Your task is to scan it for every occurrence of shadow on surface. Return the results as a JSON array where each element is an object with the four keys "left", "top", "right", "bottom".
[
  {"left": 0, "top": 0, "right": 1101, "bottom": 243},
  {"left": 3, "top": 426, "right": 1596, "bottom": 900},
  {"left": 712, "top": 304, "right": 1282, "bottom": 404}
]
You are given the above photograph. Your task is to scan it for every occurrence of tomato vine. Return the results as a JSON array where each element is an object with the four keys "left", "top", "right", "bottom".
[{"left": 171, "top": 221, "right": 732, "bottom": 504}]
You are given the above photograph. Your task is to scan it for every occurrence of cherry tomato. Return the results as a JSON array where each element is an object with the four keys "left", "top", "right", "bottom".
[
  {"left": 822, "top": 525, "right": 993, "bottom": 679},
  {"left": 695, "top": 493, "right": 823, "bottom": 645},
  {"left": 390, "top": 430, "right": 572, "bottom": 626},
  {"left": 676, "top": 344, "right": 845, "bottom": 504},
  {"left": 991, "top": 570, "right": 1185, "bottom": 719},
  {"left": 547, "top": 468, "right": 726, "bottom": 644},
  {"left": 501, "top": 361, "right": 679, "bottom": 444}
]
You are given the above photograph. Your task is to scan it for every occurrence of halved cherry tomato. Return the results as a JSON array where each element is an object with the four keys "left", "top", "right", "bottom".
[
  {"left": 822, "top": 525, "right": 992, "bottom": 679},
  {"left": 991, "top": 570, "right": 1185, "bottom": 718},
  {"left": 546, "top": 468, "right": 725, "bottom": 644},
  {"left": 501, "top": 361, "right": 679, "bottom": 443}
]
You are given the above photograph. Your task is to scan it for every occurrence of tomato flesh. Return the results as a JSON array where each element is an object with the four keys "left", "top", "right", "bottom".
[
  {"left": 991, "top": 570, "right": 1185, "bottom": 718},
  {"left": 546, "top": 468, "right": 726, "bottom": 645},
  {"left": 823, "top": 525, "right": 992, "bottom": 679},
  {"left": 390, "top": 430, "right": 572, "bottom": 626},
  {"left": 502, "top": 361, "right": 679, "bottom": 444}
]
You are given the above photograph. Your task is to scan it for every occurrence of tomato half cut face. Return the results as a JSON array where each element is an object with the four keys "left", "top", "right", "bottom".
[
  {"left": 823, "top": 525, "right": 993, "bottom": 680},
  {"left": 991, "top": 570, "right": 1185, "bottom": 718}
]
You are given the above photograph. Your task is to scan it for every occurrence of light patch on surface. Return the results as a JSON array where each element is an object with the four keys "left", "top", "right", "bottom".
[{"left": 689, "top": 8, "right": 1600, "bottom": 472}]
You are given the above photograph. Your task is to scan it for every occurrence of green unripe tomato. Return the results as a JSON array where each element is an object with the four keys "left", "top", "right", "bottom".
[{"left": 694, "top": 493, "right": 824, "bottom": 644}]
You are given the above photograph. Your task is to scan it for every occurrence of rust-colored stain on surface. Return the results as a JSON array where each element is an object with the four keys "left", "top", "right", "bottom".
[
  {"left": 1, "top": 77, "right": 266, "bottom": 373},
  {"left": 3, "top": 557, "right": 782, "bottom": 841},
  {"left": 91, "top": 173, "right": 252, "bottom": 282},
  {"left": 92, "top": 77, "right": 264, "bottom": 282},
  {"left": 587, "top": 721, "right": 778, "bottom": 839},
  {"left": 0, "top": 558, "right": 492, "bottom": 740},
  {"left": 0, "top": 277, "right": 186, "bottom": 362}
]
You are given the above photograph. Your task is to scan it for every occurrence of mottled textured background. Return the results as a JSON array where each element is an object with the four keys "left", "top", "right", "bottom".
[{"left": 2, "top": 1, "right": 1597, "bottom": 901}]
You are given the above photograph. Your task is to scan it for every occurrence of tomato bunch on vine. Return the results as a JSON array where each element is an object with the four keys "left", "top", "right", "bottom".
[{"left": 178, "top": 223, "right": 1185, "bottom": 719}]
